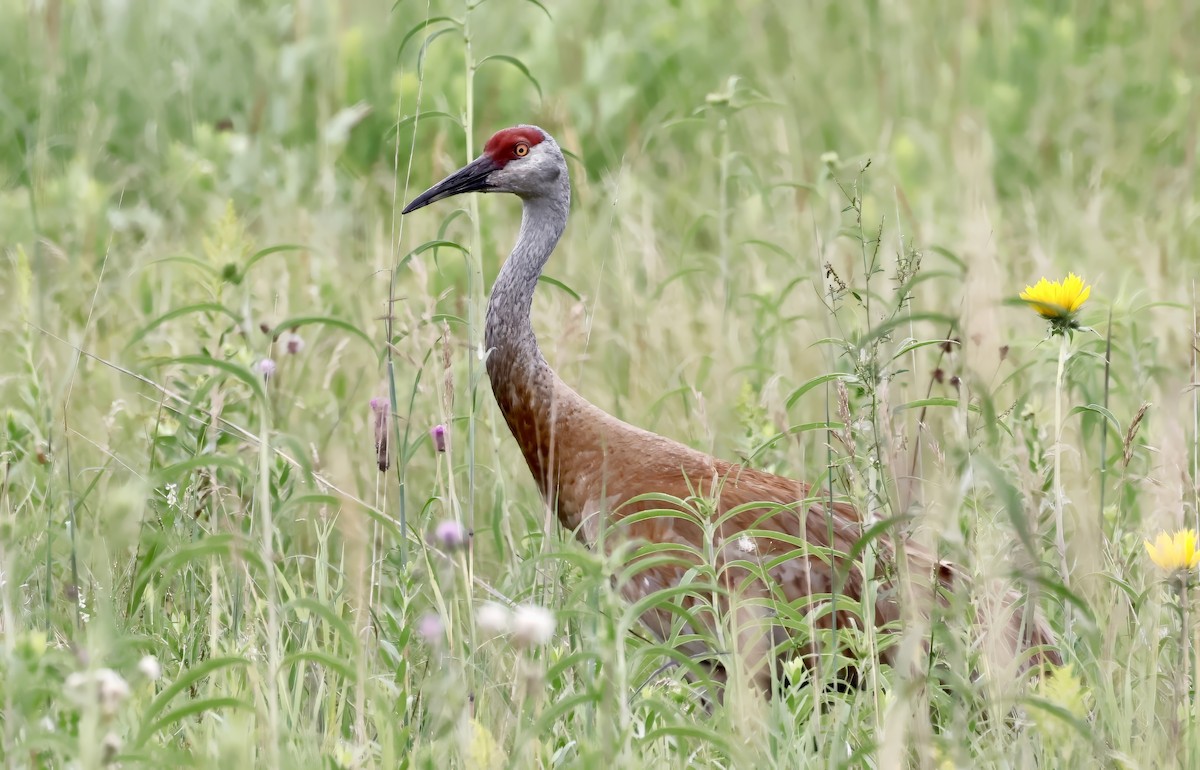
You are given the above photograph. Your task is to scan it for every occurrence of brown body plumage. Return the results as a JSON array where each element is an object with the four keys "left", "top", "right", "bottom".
[{"left": 404, "top": 125, "right": 1060, "bottom": 694}]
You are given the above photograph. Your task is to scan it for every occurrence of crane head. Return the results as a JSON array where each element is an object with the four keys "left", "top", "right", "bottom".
[{"left": 402, "top": 125, "right": 564, "bottom": 213}]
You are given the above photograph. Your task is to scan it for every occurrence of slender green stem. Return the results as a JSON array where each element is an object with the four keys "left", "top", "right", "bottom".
[
  {"left": 1053, "top": 335, "right": 1069, "bottom": 577},
  {"left": 1193, "top": 282, "right": 1199, "bottom": 535},
  {"left": 717, "top": 114, "right": 730, "bottom": 310},
  {"left": 1181, "top": 577, "right": 1192, "bottom": 759},
  {"left": 1099, "top": 309, "right": 1112, "bottom": 537},
  {"left": 1053, "top": 333, "right": 1072, "bottom": 639},
  {"left": 257, "top": 409, "right": 281, "bottom": 768},
  {"left": 1193, "top": 587, "right": 1200, "bottom": 768},
  {"left": 461, "top": 0, "right": 482, "bottom": 706},
  {"left": 78, "top": 700, "right": 98, "bottom": 770},
  {"left": 462, "top": 4, "right": 481, "bottom": 558}
]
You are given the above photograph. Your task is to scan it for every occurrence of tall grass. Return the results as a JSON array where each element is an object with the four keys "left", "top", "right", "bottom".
[{"left": 1, "top": 0, "right": 1198, "bottom": 767}]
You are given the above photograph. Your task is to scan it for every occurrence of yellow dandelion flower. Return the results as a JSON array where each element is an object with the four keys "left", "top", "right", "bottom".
[
  {"left": 1019, "top": 273, "right": 1092, "bottom": 333},
  {"left": 1144, "top": 529, "right": 1200, "bottom": 573}
]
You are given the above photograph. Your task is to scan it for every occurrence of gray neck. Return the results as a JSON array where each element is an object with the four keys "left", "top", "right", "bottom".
[
  {"left": 484, "top": 182, "right": 571, "bottom": 496},
  {"left": 484, "top": 189, "right": 570, "bottom": 383}
]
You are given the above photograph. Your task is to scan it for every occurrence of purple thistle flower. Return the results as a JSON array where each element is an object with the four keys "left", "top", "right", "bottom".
[
  {"left": 417, "top": 612, "right": 444, "bottom": 644},
  {"left": 434, "top": 519, "right": 468, "bottom": 551},
  {"left": 430, "top": 424, "right": 447, "bottom": 453},
  {"left": 256, "top": 358, "right": 277, "bottom": 379},
  {"left": 283, "top": 332, "right": 305, "bottom": 355}
]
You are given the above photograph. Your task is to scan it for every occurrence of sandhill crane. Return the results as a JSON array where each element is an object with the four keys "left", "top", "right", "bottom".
[{"left": 403, "top": 125, "right": 1061, "bottom": 694}]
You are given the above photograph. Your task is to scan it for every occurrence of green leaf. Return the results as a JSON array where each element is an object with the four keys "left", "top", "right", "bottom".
[
  {"left": 974, "top": 455, "right": 1037, "bottom": 560},
  {"left": 842, "top": 514, "right": 913, "bottom": 567},
  {"left": 927, "top": 245, "right": 967, "bottom": 269},
  {"left": 285, "top": 597, "right": 357, "bottom": 648},
  {"left": 136, "top": 656, "right": 251, "bottom": 745},
  {"left": 396, "top": 17, "right": 461, "bottom": 62},
  {"left": 1020, "top": 695, "right": 1097, "bottom": 743},
  {"left": 474, "top": 0, "right": 552, "bottom": 20},
  {"left": 406, "top": 239, "right": 470, "bottom": 268},
  {"left": 768, "top": 180, "right": 819, "bottom": 194},
  {"left": 243, "top": 244, "right": 309, "bottom": 275},
  {"left": 544, "top": 650, "right": 604, "bottom": 686},
  {"left": 857, "top": 312, "right": 957, "bottom": 347},
  {"left": 477, "top": 54, "right": 543, "bottom": 101},
  {"left": 386, "top": 111, "right": 463, "bottom": 139},
  {"left": 1097, "top": 571, "right": 1146, "bottom": 609},
  {"left": 892, "top": 397, "right": 981, "bottom": 414},
  {"left": 520, "top": 0, "right": 553, "bottom": 20},
  {"left": 150, "top": 455, "right": 250, "bottom": 488},
  {"left": 1067, "top": 403, "right": 1120, "bottom": 434},
  {"left": 279, "top": 493, "right": 341, "bottom": 518},
  {"left": 139, "top": 697, "right": 253, "bottom": 743},
  {"left": 1029, "top": 573, "right": 1097, "bottom": 625},
  {"left": 746, "top": 421, "right": 845, "bottom": 462},
  {"left": 127, "top": 303, "right": 242, "bottom": 350},
  {"left": 892, "top": 338, "right": 957, "bottom": 359},
  {"left": 272, "top": 315, "right": 377, "bottom": 356},
  {"left": 149, "top": 354, "right": 268, "bottom": 406},
  {"left": 537, "top": 274, "right": 581, "bottom": 301},
  {"left": 642, "top": 724, "right": 731, "bottom": 753},
  {"left": 417, "top": 28, "right": 459, "bottom": 76},
  {"left": 282, "top": 650, "right": 357, "bottom": 682},
  {"left": 896, "top": 270, "right": 964, "bottom": 293},
  {"left": 784, "top": 372, "right": 860, "bottom": 410},
  {"left": 129, "top": 535, "right": 265, "bottom": 615},
  {"left": 652, "top": 267, "right": 707, "bottom": 300},
  {"left": 428, "top": 313, "right": 468, "bottom": 328},
  {"left": 524, "top": 693, "right": 597, "bottom": 738},
  {"left": 740, "top": 238, "right": 795, "bottom": 262},
  {"left": 144, "top": 254, "right": 219, "bottom": 277},
  {"left": 623, "top": 584, "right": 730, "bottom": 630}
]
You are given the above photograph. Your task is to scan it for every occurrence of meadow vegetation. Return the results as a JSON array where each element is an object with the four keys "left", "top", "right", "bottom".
[{"left": 2, "top": 0, "right": 1199, "bottom": 767}]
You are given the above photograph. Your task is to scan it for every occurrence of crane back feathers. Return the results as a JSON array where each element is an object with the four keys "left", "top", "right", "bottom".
[{"left": 488, "top": 358, "right": 1061, "bottom": 690}]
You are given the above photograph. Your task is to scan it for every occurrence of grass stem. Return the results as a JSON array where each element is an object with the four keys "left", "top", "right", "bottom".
[{"left": 1053, "top": 333, "right": 1071, "bottom": 608}]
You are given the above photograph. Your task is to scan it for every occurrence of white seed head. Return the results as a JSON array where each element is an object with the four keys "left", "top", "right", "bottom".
[
  {"left": 138, "top": 654, "right": 162, "bottom": 681},
  {"left": 66, "top": 668, "right": 131, "bottom": 717},
  {"left": 64, "top": 672, "right": 89, "bottom": 702},
  {"left": 511, "top": 604, "right": 555, "bottom": 647},
  {"left": 95, "top": 668, "right": 131, "bottom": 716},
  {"left": 476, "top": 601, "right": 512, "bottom": 635}
]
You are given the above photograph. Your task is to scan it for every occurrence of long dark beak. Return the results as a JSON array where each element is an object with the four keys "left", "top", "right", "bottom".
[{"left": 402, "top": 155, "right": 498, "bottom": 214}]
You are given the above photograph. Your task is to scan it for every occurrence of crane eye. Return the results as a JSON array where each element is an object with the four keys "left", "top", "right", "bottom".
[{"left": 513, "top": 142, "right": 529, "bottom": 157}]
